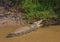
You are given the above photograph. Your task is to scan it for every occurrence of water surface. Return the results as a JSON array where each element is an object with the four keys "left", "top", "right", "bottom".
[{"left": 0, "top": 25, "right": 60, "bottom": 42}]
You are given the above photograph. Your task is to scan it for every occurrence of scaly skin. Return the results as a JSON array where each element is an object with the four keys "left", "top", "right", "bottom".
[{"left": 6, "top": 20, "right": 43, "bottom": 38}]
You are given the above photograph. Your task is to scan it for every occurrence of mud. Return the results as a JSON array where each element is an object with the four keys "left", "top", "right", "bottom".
[{"left": 0, "top": 25, "right": 60, "bottom": 42}]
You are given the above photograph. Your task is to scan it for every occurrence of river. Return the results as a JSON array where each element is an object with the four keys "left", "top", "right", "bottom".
[{"left": 0, "top": 25, "right": 60, "bottom": 42}]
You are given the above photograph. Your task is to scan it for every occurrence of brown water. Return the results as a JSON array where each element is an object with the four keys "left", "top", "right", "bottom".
[{"left": 0, "top": 25, "right": 60, "bottom": 42}]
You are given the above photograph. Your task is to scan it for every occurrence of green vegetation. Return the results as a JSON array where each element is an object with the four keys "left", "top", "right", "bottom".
[{"left": 11, "top": 0, "right": 60, "bottom": 22}]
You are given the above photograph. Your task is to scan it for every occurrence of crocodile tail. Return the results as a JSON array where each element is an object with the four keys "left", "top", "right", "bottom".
[{"left": 6, "top": 33, "right": 17, "bottom": 38}]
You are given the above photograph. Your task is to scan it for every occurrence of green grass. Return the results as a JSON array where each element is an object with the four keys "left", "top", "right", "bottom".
[{"left": 11, "top": 0, "right": 60, "bottom": 22}]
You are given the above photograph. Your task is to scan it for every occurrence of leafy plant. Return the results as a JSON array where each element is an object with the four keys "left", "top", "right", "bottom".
[{"left": 10, "top": 0, "right": 60, "bottom": 22}]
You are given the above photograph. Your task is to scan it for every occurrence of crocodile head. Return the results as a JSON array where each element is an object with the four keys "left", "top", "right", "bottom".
[{"left": 33, "top": 20, "right": 43, "bottom": 27}]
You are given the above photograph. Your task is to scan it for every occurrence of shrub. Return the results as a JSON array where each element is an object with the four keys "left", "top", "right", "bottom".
[
  {"left": 21, "top": 0, "right": 58, "bottom": 22},
  {"left": 10, "top": 0, "right": 60, "bottom": 22}
]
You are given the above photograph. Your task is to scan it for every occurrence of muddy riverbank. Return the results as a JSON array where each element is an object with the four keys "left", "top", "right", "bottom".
[{"left": 0, "top": 6, "right": 26, "bottom": 26}]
